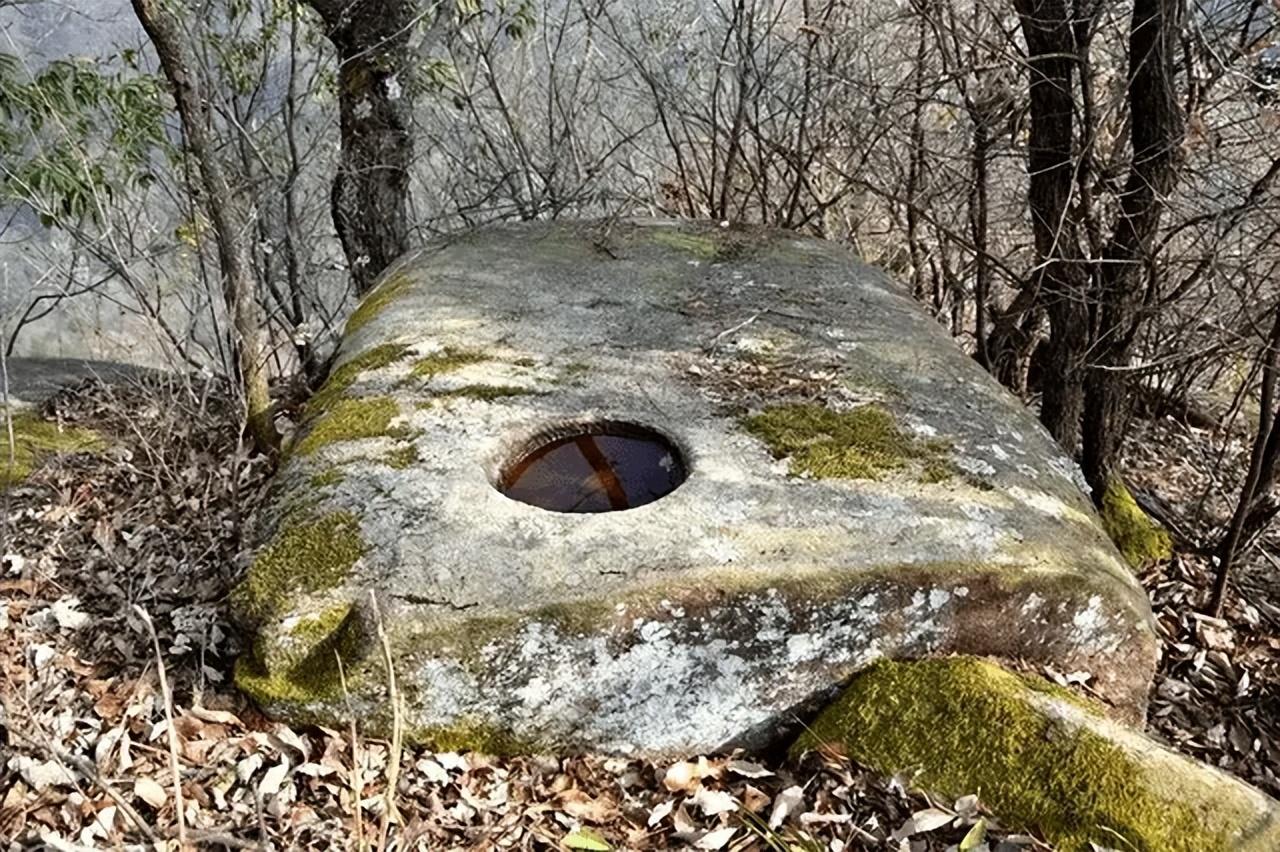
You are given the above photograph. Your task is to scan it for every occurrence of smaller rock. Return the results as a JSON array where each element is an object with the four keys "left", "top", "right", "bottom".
[{"left": 793, "top": 657, "right": 1280, "bottom": 852}]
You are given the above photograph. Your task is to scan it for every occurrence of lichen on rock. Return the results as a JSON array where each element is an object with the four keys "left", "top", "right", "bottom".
[
  {"left": 0, "top": 411, "right": 101, "bottom": 485},
  {"left": 433, "top": 384, "right": 534, "bottom": 402},
  {"left": 793, "top": 657, "right": 1279, "bottom": 851},
  {"left": 650, "top": 229, "right": 720, "bottom": 259},
  {"left": 382, "top": 444, "right": 419, "bottom": 468},
  {"left": 309, "top": 468, "right": 345, "bottom": 489},
  {"left": 742, "top": 402, "right": 954, "bottom": 482},
  {"left": 1099, "top": 477, "right": 1173, "bottom": 568}
]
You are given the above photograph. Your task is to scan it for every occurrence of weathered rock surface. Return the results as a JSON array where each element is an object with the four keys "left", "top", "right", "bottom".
[
  {"left": 794, "top": 657, "right": 1280, "bottom": 851},
  {"left": 232, "top": 219, "right": 1157, "bottom": 756}
]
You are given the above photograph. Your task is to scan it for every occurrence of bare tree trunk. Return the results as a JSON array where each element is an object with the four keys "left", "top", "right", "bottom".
[
  {"left": 130, "top": 0, "right": 280, "bottom": 455},
  {"left": 1080, "top": 0, "right": 1185, "bottom": 496},
  {"left": 905, "top": 9, "right": 929, "bottom": 302},
  {"left": 1214, "top": 305, "right": 1280, "bottom": 614},
  {"left": 969, "top": 118, "right": 992, "bottom": 366},
  {"left": 1014, "top": 0, "right": 1090, "bottom": 451},
  {"left": 305, "top": 0, "right": 417, "bottom": 296}
]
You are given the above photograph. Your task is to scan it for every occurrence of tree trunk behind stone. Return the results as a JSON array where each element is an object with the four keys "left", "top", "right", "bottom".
[
  {"left": 305, "top": 0, "right": 416, "bottom": 296},
  {"left": 1013, "top": 0, "right": 1091, "bottom": 452},
  {"left": 1080, "top": 0, "right": 1185, "bottom": 496}
]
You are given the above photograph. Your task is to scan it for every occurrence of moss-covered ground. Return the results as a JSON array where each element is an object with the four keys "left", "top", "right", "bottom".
[{"left": 0, "top": 411, "right": 102, "bottom": 485}]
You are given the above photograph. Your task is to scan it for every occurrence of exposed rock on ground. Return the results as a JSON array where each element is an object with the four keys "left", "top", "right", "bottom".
[
  {"left": 0, "top": 378, "right": 1046, "bottom": 850},
  {"left": 238, "top": 219, "right": 1156, "bottom": 755}
]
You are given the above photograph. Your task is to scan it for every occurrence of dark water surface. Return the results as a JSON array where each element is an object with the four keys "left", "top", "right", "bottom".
[{"left": 500, "top": 426, "right": 686, "bottom": 512}]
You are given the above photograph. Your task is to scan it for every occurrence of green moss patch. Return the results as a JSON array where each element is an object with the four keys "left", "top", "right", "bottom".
[
  {"left": 742, "top": 403, "right": 954, "bottom": 482},
  {"left": 233, "top": 512, "right": 366, "bottom": 623},
  {"left": 294, "top": 396, "right": 406, "bottom": 456},
  {"left": 651, "top": 229, "right": 719, "bottom": 259},
  {"left": 345, "top": 272, "right": 413, "bottom": 335},
  {"left": 1, "top": 412, "right": 102, "bottom": 485},
  {"left": 382, "top": 444, "right": 419, "bottom": 468},
  {"left": 308, "top": 343, "right": 410, "bottom": 415},
  {"left": 1099, "top": 477, "right": 1172, "bottom": 568},
  {"left": 793, "top": 657, "right": 1250, "bottom": 851},
  {"left": 408, "top": 348, "right": 487, "bottom": 381},
  {"left": 309, "top": 468, "right": 345, "bottom": 489},
  {"left": 407, "top": 717, "right": 541, "bottom": 755},
  {"left": 435, "top": 384, "right": 533, "bottom": 402}
]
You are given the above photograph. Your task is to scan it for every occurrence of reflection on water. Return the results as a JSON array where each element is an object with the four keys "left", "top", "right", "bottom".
[{"left": 500, "top": 426, "right": 686, "bottom": 513}]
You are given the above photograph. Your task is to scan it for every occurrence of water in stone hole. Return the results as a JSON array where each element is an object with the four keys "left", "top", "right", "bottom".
[{"left": 501, "top": 428, "right": 686, "bottom": 513}]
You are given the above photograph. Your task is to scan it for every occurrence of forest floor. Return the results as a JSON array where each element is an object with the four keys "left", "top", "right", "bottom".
[{"left": 1, "top": 377, "right": 1277, "bottom": 851}]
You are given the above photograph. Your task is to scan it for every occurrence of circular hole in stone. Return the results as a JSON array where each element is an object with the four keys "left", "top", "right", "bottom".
[{"left": 498, "top": 421, "right": 687, "bottom": 513}]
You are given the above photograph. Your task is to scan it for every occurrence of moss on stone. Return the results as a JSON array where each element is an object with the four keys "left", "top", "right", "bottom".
[
  {"left": 345, "top": 273, "right": 413, "bottom": 335},
  {"left": 294, "top": 396, "right": 406, "bottom": 456},
  {"left": 435, "top": 384, "right": 534, "bottom": 402},
  {"left": 408, "top": 348, "right": 487, "bottom": 381},
  {"left": 407, "top": 717, "right": 541, "bottom": 755},
  {"left": 308, "top": 343, "right": 410, "bottom": 415},
  {"left": 233, "top": 512, "right": 366, "bottom": 624},
  {"left": 651, "top": 229, "right": 719, "bottom": 259},
  {"left": 793, "top": 657, "right": 1232, "bottom": 852},
  {"left": 918, "top": 457, "right": 958, "bottom": 485},
  {"left": 0, "top": 412, "right": 102, "bottom": 485},
  {"left": 1099, "top": 477, "right": 1172, "bottom": 568},
  {"left": 382, "top": 444, "right": 419, "bottom": 468},
  {"left": 742, "top": 403, "right": 953, "bottom": 482},
  {"left": 309, "top": 468, "right": 345, "bottom": 489}
]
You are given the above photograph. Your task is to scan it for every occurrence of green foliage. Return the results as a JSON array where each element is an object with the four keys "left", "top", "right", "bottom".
[
  {"left": 0, "top": 53, "right": 168, "bottom": 226},
  {"left": 742, "top": 403, "right": 954, "bottom": 482}
]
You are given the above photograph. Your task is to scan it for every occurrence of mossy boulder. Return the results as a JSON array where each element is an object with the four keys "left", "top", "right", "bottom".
[
  {"left": 233, "top": 219, "right": 1158, "bottom": 756},
  {"left": 794, "top": 657, "right": 1280, "bottom": 851}
]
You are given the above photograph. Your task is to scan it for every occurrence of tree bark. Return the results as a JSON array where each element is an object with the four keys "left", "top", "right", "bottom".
[
  {"left": 1080, "top": 0, "right": 1185, "bottom": 496},
  {"left": 1214, "top": 305, "right": 1280, "bottom": 614},
  {"left": 1013, "top": 0, "right": 1091, "bottom": 451},
  {"left": 305, "top": 0, "right": 416, "bottom": 296},
  {"left": 130, "top": 0, "right": 280, "bottom": 455}
]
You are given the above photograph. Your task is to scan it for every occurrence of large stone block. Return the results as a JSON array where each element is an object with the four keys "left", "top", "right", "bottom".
[{"left": 231, "top": 219, "right": 1157, "bottom": 756}]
